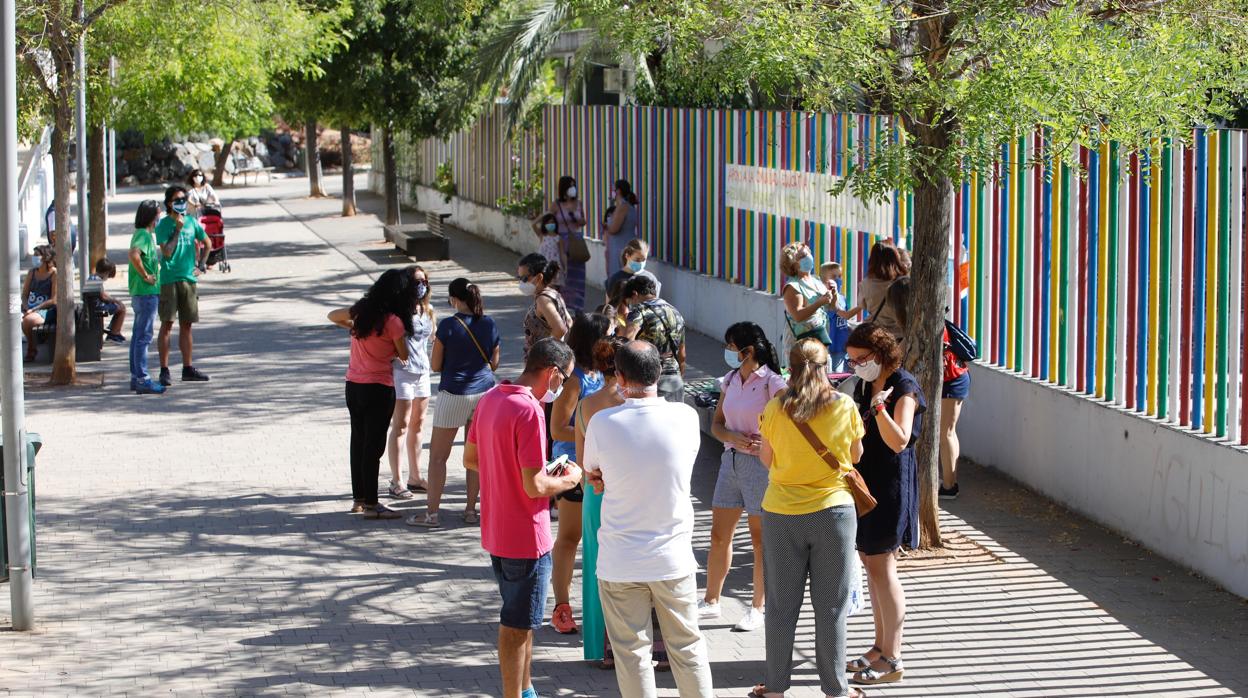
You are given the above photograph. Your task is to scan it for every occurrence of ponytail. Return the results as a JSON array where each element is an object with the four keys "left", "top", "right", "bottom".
[
  {"left": 519, "top": 252, "right": 560, "bottom": 287},
  {"left": 615, "top": 179, "right": 639, "bottom": 207},
  {"left": 620, "top": 238, "right": 650, "bottom": 266},
  {"left": 724, "top": 321, "right": 782, "bottom": 375},
  {"left": 448, "top": 277, "right": 484, "bottom": 318}
]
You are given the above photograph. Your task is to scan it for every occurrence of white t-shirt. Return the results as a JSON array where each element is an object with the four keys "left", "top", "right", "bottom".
[{"left": 583, "top": 397, "right": 701, "bottom": 582}]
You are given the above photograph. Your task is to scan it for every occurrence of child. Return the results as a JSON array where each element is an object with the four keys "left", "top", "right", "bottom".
[
  {"left": 820, "top": 262, "right": 851, "bottom": 372},
  {"left": 89, "top": 259, "right": 128, "bottom": 344},
  {"left": 531, "top": 212, "right": 562, "bottom": 285}
]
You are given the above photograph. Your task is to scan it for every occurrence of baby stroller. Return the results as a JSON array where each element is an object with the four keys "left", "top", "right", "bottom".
[{"left": 200, "top": 206, "right": 230, "bottom": 272}]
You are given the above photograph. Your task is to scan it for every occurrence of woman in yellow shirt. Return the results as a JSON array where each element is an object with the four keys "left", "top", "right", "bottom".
[{"left": 751, "top": 338, "right": 866, "bottom": 698}]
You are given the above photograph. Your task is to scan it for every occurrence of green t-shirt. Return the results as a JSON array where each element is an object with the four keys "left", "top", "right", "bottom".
[
  {"left": 128, "top": 228, "right": 161, "bottom": 296},
  {"left": 155, "top": 216, "right": 208, "bottom": 285}
]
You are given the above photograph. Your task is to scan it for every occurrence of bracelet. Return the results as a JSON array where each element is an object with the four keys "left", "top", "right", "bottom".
[{"left": 873, "top": 403, "right": 886, "bottom": 414}]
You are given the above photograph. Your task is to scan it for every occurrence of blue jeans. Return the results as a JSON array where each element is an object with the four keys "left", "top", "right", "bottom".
[{"left": 130, "top": 294, "right": 159, "bottom": 386}]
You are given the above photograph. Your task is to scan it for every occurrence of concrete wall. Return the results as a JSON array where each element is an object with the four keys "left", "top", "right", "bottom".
[
  {"left": 961, "top": 363, "right": 1248, "bottom": 599},
  {"left": 370, "top": 176, "right": 790, "bottom": 348}
]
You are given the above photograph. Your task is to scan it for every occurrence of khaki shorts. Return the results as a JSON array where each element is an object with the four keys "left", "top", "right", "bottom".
[{"left": 159, "top": 281, "right": 199, "bottom": 324}]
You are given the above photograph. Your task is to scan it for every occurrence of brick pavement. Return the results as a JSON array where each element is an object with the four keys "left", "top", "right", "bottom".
[{"left": 1, "top": 174, "right": 1245, "bottom": 697}]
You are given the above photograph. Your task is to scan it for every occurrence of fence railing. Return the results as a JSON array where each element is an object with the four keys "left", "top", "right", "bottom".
[
  {"left": 382, "top": 106, "right": 1246, "bottom": 446},
  {"left": 17, "top": 127, "right": 53, "bottom": 265}
]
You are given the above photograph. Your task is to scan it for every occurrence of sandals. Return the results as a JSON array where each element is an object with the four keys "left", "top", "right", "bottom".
[
  {"left": 389, "top": 481, "right": 414, "bottom": 499},
  {"left": 750, "top": 684, "right": 867, "bottom": 698},
  {"left": 406, "top": 481, "right": 428, "bottom": 493},
  {"left": 405, "top": 512, "right": 441, "bottom": 528},
  {"left": 362, "top": 504, "right": 401, "bottom": 520},
  {"left": 462, "top": 509, "right": 479, "bottom": 524},
  {"left": 851, "top": 656, "right": 903, "bottom": 685},
  {"left": 846, "top": 646, "right": 881, "bottom": 673},
  {"left": 349, "top": 500, "right": 365, "bottom": 514}
]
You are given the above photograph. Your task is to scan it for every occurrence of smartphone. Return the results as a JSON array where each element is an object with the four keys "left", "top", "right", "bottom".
[{"left": 544, "top": 454, "right": 570, "bottom": 477}]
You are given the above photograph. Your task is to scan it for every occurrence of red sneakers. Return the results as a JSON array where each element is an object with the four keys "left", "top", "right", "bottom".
[{"left": 551, "top": 603, "right": 579, "bottom": 634}]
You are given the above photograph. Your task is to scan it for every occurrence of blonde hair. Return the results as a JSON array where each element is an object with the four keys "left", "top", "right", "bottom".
[
  {"left": 819, "top": 262, "right": 841, "bottom": 275},
  {"left": 779, "top": 242, "right": 809, "bottom": 278},
  {"left": 779, "top": 339, "right": 836, "bottom": 423},
  {"left": 620, "top": 238, "right": 650, "bottom": 265}
]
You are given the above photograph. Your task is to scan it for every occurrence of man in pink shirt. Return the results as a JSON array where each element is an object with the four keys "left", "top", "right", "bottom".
[{"left": 466, "top": 337, "right": 582, "bottom": 698}]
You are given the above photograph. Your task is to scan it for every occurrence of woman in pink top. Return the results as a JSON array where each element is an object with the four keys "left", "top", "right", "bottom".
[
  {"left": 329, "top": 268, "right": 414, "bottom": 520},
  {"left": 700, "top": 322, "right": 787, "bottom": 632}
]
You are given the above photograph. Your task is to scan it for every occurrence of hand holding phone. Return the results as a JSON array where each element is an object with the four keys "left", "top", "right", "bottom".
[{"left": 544, "top": 454, "right": 570, "bottom": 477}]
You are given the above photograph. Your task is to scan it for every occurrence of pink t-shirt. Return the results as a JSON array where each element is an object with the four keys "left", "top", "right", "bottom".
[
  {"left": 468, "top": 383, "right": 552, "bottom": 559},
  {"left": 720, "top": 366, "right": 788, "bottom": 452},
  {"left": 345, "top": 314, "right": 404, "bottom": 385}
]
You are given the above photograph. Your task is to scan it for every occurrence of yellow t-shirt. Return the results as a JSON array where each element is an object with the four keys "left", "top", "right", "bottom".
[{"left": 759, "top": 394, "right": 865, "bottom": 515}]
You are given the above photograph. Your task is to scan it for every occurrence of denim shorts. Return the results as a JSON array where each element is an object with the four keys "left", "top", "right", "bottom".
[
  {"left": 942, "top": 371, "right": 971, "bottom": 400},
  {"left": 712, "top": 449, "right": 769, "bottom": 516},
  {"left": 491, "top": 552, "right": 552, "bottom": 630}
]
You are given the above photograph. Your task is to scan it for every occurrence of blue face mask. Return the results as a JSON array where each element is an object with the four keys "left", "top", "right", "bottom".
[
  {"left": 724, "top": 347, "right": 744, "bottom": 370},
  {"left": 172, "top": 201, "right": 188, "bottom": 215},
  {"left": 627, "top": 260, "right": 646, "bottom": 273},
  {"left": 544, "top": 222, "right": 556, "bottom": 233},
  {"left": 798, "top": 256, "right": 816, "bottom": 274}
]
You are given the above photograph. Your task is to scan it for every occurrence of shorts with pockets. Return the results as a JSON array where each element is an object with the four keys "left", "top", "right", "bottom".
[
  {"left": 432, "top": 390, "right": 487, "bottom": 429},
  {"left": 711, "top": 449, "right": 770, "bottom": 516},
  {"left": 491, "top": 552, "right": 552, "bottom": 630},
  {"left": 158, "top": 281, "right": 199, "bottom": 324}
]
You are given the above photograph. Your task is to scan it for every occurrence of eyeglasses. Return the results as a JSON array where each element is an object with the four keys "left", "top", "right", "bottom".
[
  {"left": 845, "top": 353, "right": 875, "bottom": 369},
  {"left": 555, "top": 366, "right": 569, "bottom": 382}
]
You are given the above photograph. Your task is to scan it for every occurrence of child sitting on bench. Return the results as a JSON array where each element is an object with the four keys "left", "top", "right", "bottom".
[{"left": 89, "top": 259, "right": 128, "bottom": 344}]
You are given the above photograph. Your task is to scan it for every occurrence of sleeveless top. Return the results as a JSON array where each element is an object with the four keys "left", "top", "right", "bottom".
[
  {"left": 784, "top": 275, "right": 830, "bottom": 342},
  {"left": 552, "top": 368, "right": 605, "bottom": 455},
  {"left": 523, "top": 288, "right": 572, "bottom": 353},
  {"left": 26, "top": 271, "right": 52, "bottom": 310}
]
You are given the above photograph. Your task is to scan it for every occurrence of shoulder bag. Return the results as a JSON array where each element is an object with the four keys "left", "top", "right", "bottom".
[
  {"left": 455, "top": 316, "right": 499, "bottom": 384},
  {"left": 556, "top": 206, "right": 592, "bottom": 264},
  {"left": 790, "top": 415, "right": 877, "bottom": 517}
]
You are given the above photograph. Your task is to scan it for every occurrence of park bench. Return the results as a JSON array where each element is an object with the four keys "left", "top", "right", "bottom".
[
  {"left": 383, "top": 211, "right": 451, "bottom": 260},
  {"left": 228, "top": 155, "right": 275, "bottom": 185}
]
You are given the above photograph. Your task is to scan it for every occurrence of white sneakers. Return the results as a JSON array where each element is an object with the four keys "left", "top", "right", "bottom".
[
  {"left": 697, "top": 598, "right": 765, "bottom": 632},
  {"left": 733, "top": 606, "right": 765, "bottom": 632}
]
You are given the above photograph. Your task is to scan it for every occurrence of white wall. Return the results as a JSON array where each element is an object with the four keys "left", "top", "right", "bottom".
[
  {"left": 370, "top": 178, "right": 790, "bottom": 348},
  {"left": 961, "top": 363, "right": 1248, "bottom": 599}
]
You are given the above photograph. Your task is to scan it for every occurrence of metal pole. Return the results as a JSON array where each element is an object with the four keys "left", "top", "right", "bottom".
[
  {"left": 74, "top": 27, "right": 88, "bottom": 293},
  {"left": 1, "top": 0, "right": 35, "bottom": 631},
  {"left": 107, "top": 57, "right": 116, "bottom": 199}
]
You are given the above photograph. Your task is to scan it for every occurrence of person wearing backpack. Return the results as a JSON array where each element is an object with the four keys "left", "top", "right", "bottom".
[{"left": 840, "top": 241, "right": 908, "bottom": 342}]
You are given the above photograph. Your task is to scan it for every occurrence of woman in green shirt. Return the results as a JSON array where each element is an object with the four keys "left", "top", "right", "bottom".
[{"left": 128, "top": 200, "right": 164, "bottom": 395}]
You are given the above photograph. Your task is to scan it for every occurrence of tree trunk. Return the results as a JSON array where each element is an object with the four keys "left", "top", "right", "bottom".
[
  {"left": 49, "top": 111, "right": 77, "bottom": 385},
  {"left": 903, "top": 124, "right": 953, "bottom": 549},
  {"left": 87, "top": 123, "right": 107, "bottom": 270},
  {"left": 382, "top": 127, "right": 399, "bottom": 226},
  {"left": 305, "top": 121, "right": 326, "bottom": 197},
  {"left": 212, "top": 141, "right": 233, "bottom": 188},
  {"left": 341, "top": 125, "right": 356, "bottom": 217}
]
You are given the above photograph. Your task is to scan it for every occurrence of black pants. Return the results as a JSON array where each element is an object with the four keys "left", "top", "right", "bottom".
[{"left": 345, "top": 381, "right": 396, "bottom": 506}]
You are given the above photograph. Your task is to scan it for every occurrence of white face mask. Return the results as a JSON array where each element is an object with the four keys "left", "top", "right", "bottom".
[
  {"left": 854, "top": 358, "right": 882, "bottom": 382},
  {"left": 519, "top": 280, "right": 537, "bottom": 296},
  {"left": 566, "top": 186, "right": 578, "bottom": 199},
  {"left": 541, "top": 369, "right": 565, "bottom": 403}
]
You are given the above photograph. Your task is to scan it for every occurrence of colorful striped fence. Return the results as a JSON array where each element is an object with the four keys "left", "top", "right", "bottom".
[{"left": 388, "top": 106, "right": 1247, "bottom": 445}]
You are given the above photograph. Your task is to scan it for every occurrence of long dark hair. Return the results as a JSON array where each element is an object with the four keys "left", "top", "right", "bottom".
[
  {"left": 185, "top": 169, "right": 207, "bottom": 187},
  {"left": 724, "top": 321, "right": 781, "bottom": 374},
  {"left": 614, "top": 179, "right": 638, "bottom": 206},
  {"left": 566, "top": 313, "right": 610, "bottom": 369},
  {"left": 448, "top": 277, "right": 484, "bottom": 317},
  {"left": 557, "top": 175, "right": 577, "bottom": 202},
  {"left": 350, "top": 268, "right": 417, "bottom": 338},
  {"left": 519, "top": 252, "right": 560, "bottom": 288}
]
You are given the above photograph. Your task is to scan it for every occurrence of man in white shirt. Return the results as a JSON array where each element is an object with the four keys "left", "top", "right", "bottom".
[{"left": 584, "top": 340, "right": 713, "bottom": 698}]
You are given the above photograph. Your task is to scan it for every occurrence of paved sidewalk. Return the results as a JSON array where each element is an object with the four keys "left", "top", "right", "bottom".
[{"left": 1, "top": 174, "right": 1245, "bottom": 697}]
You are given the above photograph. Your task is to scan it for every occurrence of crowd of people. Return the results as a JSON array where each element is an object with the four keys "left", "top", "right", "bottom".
[{"left": 329, "top": 182, "right": 973, "bottom": 697}]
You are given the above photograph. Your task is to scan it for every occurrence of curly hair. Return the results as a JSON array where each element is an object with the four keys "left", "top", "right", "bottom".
[
  {"left": 349, "top": 268, "right": 416, "bottom": 339},
  {"left": 592, "top": 336, "right": 629, "bottom": 377},
  {"left": 846, "top": 322, "right": 903, "bottom": 373}
]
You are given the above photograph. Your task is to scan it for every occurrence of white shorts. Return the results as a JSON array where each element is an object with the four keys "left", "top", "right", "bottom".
[
  {"left": 432, "top": 390, "right": 487, "bottom": 429},
  {"left": 393, "top": 369, "right": 431, "bottom": 401}
]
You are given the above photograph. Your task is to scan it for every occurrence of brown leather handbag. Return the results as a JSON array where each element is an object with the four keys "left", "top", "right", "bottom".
[{"left": 791, "top": 417, "right": 877, "bottom": 517}]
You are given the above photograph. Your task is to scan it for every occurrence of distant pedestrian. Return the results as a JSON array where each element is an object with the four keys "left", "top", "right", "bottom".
[
  {"left": 752, "top": 338, "right": 866, "bottom": 698},
  {"left": 603, "top": 179, "right": 640, "bottom": 277},
  {"left": 328, "top": 268, "right": 416, "bottom": 520},
  {"left": 842, "top": 241, "right": 908, "bottom": 341},
  {"left": 605, "top": 238, "right": 661, "bottom": 305},
  {"left": 518, "top": 253, "right": 572, "bottom": 353},
  {"left": 467, "top": 338, "right": 583, "bottom": 698},
  {"left": 127, "top": 201, "right": 164, "bottom": 394},
  {"left": 548, "top": 313, "right": 611, "bottom": 634},
  {"left": 780, "top": 241, "right": 834, "bottom": 352},
  {"left": 700, "top": 322, "right": 786, "bottom": 633},
  {"left": 549, "top": 176, "right": 588, "bottom": 312},
  {"left": 385, "top": 266, "right": 435, "bottom": 501},
  {"left": 584, "top": 341, "right": 713, "bottom": 698},
  {"left": 414, "top": 278, "right": 500, "bottom": 528},
  {"left": 185, "top": 168, "right": 220, "bottom": 220},
  {"left": 155, "top": 185, "right": 211, "bottom": 385},
  {"left": 845, "top": 323, "right": 926, "bottom": 686},
  {"left": 621, "top": 274, "right": 685, "bottom": 402},
  {"left": 20, "top": 244, "right": 56, "bottom": 362}
]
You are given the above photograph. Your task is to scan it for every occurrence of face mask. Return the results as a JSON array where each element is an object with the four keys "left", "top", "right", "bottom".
[
  {"left": 724, "top": 348, "right": 743, "bottom": 370},
  {"left": 541, "top": 372, "right": 564, "bottom": 403},
  {"left": 194, "top": 176, "right": 204, "bottom": 184},
  {"left": 414, "top": 282, "right": 428, "bottom": 300},
  {"left": 566, "top": 186, "right": 578, "bottom": 199},
  {"left": 544, "top": 222, "right": 556, "bottom": 233},
  {"left": 627, "top": 260, "right": 646, "bottom": 273},
  {"left": 798, "top": 256, "right": 816, "bottom": 274},
  {"left": 172, "top": 201, "right": 188, "bottom": 215},
  {"left": 854, "top": 359, "right": 882, "bottom": 382},
  {"left": 518, "top": 280, "right": 537, "bottom": 296}
]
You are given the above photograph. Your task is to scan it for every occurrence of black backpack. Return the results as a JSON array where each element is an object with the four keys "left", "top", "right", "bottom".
[{"left": 944, "top": 319, "right": 978, "bottom": 362}]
